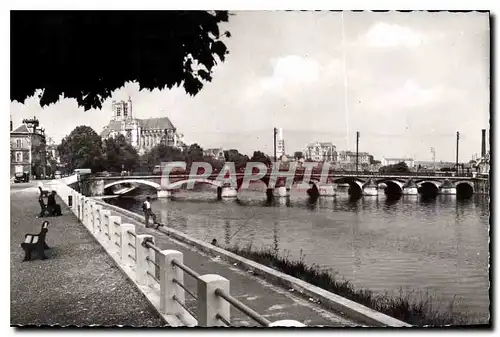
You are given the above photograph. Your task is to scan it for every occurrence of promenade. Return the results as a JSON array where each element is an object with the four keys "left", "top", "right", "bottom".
[
  {"left": 97, "top": 201, "right": 361, "bottom": 327},
  {"left": 10, "top": 182, "right": 361, "bottom": 327},
  {"left": 10, "top": 183, "right": 165, "bottom": 326}
]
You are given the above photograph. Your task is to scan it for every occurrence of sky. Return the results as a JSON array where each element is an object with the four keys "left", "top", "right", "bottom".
[{"left": 10, "top": 11, "right": 490, "bottom": 162}]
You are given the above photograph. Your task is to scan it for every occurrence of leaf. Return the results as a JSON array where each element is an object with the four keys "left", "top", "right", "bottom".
[{"left": 11, "top": 11, "right": 232, "bottom": 110}]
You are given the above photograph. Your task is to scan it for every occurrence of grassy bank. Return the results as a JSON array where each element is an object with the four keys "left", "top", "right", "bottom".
[{"left": 225, "top": 244, "right": 470, "bottom": 326}]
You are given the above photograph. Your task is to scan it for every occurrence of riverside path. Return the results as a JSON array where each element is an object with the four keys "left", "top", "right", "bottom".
[
  {"left": 10, "top": 182, "right": 165, "bottom": 326},
  {"left": 10, "top": 182, "right": 361, "bottom": 327}
]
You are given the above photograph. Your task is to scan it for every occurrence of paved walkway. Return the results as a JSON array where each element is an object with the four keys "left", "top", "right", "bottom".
[
  {"left": 10, "top": 184, "right": 165, "bottom": 326},
  {"left": 103, "top": 202, "right": 361, "bottom": 327}
]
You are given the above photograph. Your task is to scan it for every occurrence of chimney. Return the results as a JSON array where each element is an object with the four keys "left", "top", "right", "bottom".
[{"left": 481, "top": 129, "right": 486, "bottom": 158}]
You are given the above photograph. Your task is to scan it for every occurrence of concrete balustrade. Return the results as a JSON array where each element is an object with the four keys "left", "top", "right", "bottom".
[
  {"left": 53, "top": 182, "right": 307, "bottom": 328},
  {"left": 94, "top": 205, "right": 103, "bottom": 235},
  {"left": 120, "top": 224, "right": 136, "bottom": 266},
  {"left": 135, "top": 234, "right": 155, "bottom": 286},
  {"left": 197, "top": 274, "right": 230, "bottom": 327},
  {"left": 269, "top": 320, "right": 307, "bottom": 327},
  {"left": 158, "top": 250, "right": 185, "bottom": 317},
  {"left": 109, "top": 215, "right": 121, "bottom": 250},
  {"left": 90, "top": 201, "right": 97, "bottom": 233},
  {"left": 100, "top": 210, "right": 111, "bottom": 243}
]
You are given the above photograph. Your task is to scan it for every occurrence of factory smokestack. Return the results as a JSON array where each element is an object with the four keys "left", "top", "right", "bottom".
[{"left": 481, "top": 129, "right": 486, "bottom": 158}]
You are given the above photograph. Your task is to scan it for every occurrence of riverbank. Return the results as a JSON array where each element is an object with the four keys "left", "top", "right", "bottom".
[
  {"left": 10, "top": 184, "right": 165, "bottom": 326},
  {"left": 224, "top": 244, "right": 473, "bottom": 326},
  {"left": 105, "top": 191, "right": 489, "bottom": 325}
]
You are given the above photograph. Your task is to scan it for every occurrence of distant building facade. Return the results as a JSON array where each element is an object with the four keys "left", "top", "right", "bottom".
[
  {"left": 337, "top": 151, "right": 371, "bottom": 165},
  {"left": 45, "top": 137, "right": 61, "bottom": 164},
  {"left": 10, "top": 118, "right": 47, "bottom": 178},
  {"left": 100, "top": 98, "right": 185, "bottom": 155},
  {"left": 304, "top": 142, "right": 336, "bottom": 162},
  {"left": 382, "top": 157, "right": 415, "bottom": 169},
  {"left": 475, "top": 151, "right": 490, "bottom": 175},
  {"left": 203, "top": 148, "right": 225, "bottom": 161}
]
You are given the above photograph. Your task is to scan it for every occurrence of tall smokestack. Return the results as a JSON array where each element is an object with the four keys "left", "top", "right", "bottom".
[{"left": 481, "top": 129, "right": 486, "bottom": 157}]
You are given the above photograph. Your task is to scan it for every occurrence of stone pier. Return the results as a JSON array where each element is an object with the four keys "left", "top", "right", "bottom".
[
  {"left": 157, "top": 189, "right": 172, "bottom": 198},
  {"left": 217, "top": 186, "right": 238, "bottom": 199}
]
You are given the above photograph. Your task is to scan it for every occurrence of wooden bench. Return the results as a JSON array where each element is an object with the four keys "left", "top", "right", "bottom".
[
  {"left": 39, "top": 186, "right": 49, "bottom": 197},
  {"left": 20, "top": 221, "right": 51, "bottom": 261}
]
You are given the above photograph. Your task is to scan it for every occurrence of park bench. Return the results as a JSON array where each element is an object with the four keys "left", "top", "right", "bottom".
[
  {"left": 39, "top": 186, "right": 49, "bottom": 197},
  {"left": 20, "top": 221, "right": 50, "bottom": 261},
  {"left": 38, "top": 196, "right": 49, "bottom": 217}
]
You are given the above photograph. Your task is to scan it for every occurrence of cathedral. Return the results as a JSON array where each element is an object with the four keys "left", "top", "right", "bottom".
[{"left": 100, "top": 98, "right": 185, "bottom": 155}]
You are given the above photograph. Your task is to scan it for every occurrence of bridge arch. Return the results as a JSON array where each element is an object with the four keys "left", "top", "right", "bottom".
[
  {"left": 104, "top": 179, "right": 161, "bottom": 190},
  {"left": 455, "top": 181, "right": 474, "bottom": 198},
  {"left": 332, "top": 177, "right": 364, "bottom": 197},
  {"left": 376, "top": 178, "right": 405, "bottom": 196},
  {"left": 166, "top": 178, "right": 223, "bottom": 190},
  {"left": 417, "top": 180, "right": 441, "bottom": 197}
]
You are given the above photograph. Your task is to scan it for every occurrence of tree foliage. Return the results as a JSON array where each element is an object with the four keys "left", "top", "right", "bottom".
[
  {"left": 250, "top": 150, "right": 271, "bottom": 166},
  {"left": 140, "top": 143, "right": 186, "bottom": 171},
  {"left": 103, "top": 134, "right": 140, "bottom": 172},
  {"left": 224, "top": 149, "right": 249, "bottom": 170},
  {"left": 184, "top": 143, "right": 204, "bottom": 163},
  {"left": 11, "top": 11, "right": 231, "bottom": 110},
  {"left": 294, "top": 151, "right": 304, "bottom": 160},
  {"left": 57, "top": 126, "right": 104, "bottom": 172},
  {"left": 379, "top": 161, "right": 410, "bottom": 173}
]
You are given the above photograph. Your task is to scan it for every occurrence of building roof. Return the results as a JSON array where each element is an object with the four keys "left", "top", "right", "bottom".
[
  {"left": 307, "top": 141, "right": 334, "bottom": 148},
  {"left": 137, "top": 117, "right": 175, "bottom": 130},
  {"left": 11, "top": 124, "right": 30, "bottom": 134},
  {"left": 100, "top": 117, "right": 176, "bottom": 137}
]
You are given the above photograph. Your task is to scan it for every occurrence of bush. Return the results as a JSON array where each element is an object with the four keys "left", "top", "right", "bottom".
[{"left": 225, "top": 244, "right": 472, "bottom": 326}]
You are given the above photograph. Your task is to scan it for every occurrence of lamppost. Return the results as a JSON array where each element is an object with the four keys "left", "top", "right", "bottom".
[
  {"left": 456, "top": 131, "right": 460, "bottom": 174},
  {"left": 430, "top": 147, "right": 436, "bottom": 172},
  {"left": 273, "top": 127, "right": 277, "bottom": 162},
  {"left": 355, "top": 131, "right": 359, "bottom": 172}
]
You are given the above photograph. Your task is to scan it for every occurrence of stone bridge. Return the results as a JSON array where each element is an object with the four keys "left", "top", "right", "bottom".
[{"left": 81, "top": 172, "right": 487, "bottom": 199}]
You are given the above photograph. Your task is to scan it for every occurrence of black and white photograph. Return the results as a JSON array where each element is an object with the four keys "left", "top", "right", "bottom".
[{"left": 8, "top": 4, "right": 492, "bottom": 329}]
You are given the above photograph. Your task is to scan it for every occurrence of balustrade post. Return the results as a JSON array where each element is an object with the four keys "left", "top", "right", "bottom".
[
  {"left": 269, "top": 320, "right": 306, "bottom": 327},
  {"left": 120, "top": 224, "right": 136, "bottom": 266},
  {"left": 94, "top": 205, "right": 103, "bottom": 234},
  {"left": 74, "top": 191, "right": 80, "bottom": 215},
  {"left": 84, "top": 198, "right": 90, "bottom": 227},
  {"left": 197, "top": 274, "right": 230, "bottom": 327},
  {"left": 100, "top": 210, "right": 111, "bottom": 242},
  {"left": 90, "top": 202, "right": 98, "bottom": 232},
  {"left": 135, "top": 234, "right": 155, "bottom": 286},
  {"left": 76, "top": 194, "right": 81, "bottom": 220},
  {"left": 109, "top": 216, "right": 121, "bottom": 248},
  {"left": 158, "top": 250, "right": 184, "bottom": 316}
]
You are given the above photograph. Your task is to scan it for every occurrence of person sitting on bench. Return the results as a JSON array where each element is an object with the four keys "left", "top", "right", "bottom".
[
  {"left": 46, "top": 191, "right": 62, "bottom": 216},
  {"left": 38, "top": 195, "right": 49, "bottom": 218}
]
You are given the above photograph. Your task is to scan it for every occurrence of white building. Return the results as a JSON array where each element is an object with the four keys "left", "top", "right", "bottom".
[
  {"left": 382, "top": 157, "right": 415, "bottom": 169},
  {"left": 304, "top": 142, "right": 336, "bottom": 162},
  {"left": 100, "top": 98, "right": 185, "bottom": 155}
]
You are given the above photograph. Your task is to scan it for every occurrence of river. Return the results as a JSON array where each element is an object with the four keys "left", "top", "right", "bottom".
[{"left": 104, "top": 183, "right": 490, "bottom": 324}]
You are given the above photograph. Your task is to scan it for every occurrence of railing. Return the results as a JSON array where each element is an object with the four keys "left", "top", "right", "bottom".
[
  {"left": 50, "top": 182, "right": 306, "bottom": 327},
  {"left": 84, "top": 170, "right": 476, "bottom": 181}
]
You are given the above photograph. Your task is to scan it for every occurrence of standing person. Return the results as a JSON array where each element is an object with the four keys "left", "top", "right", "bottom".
[{"left": 142, "top": 197, "right": 162, "bottom": 228}]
